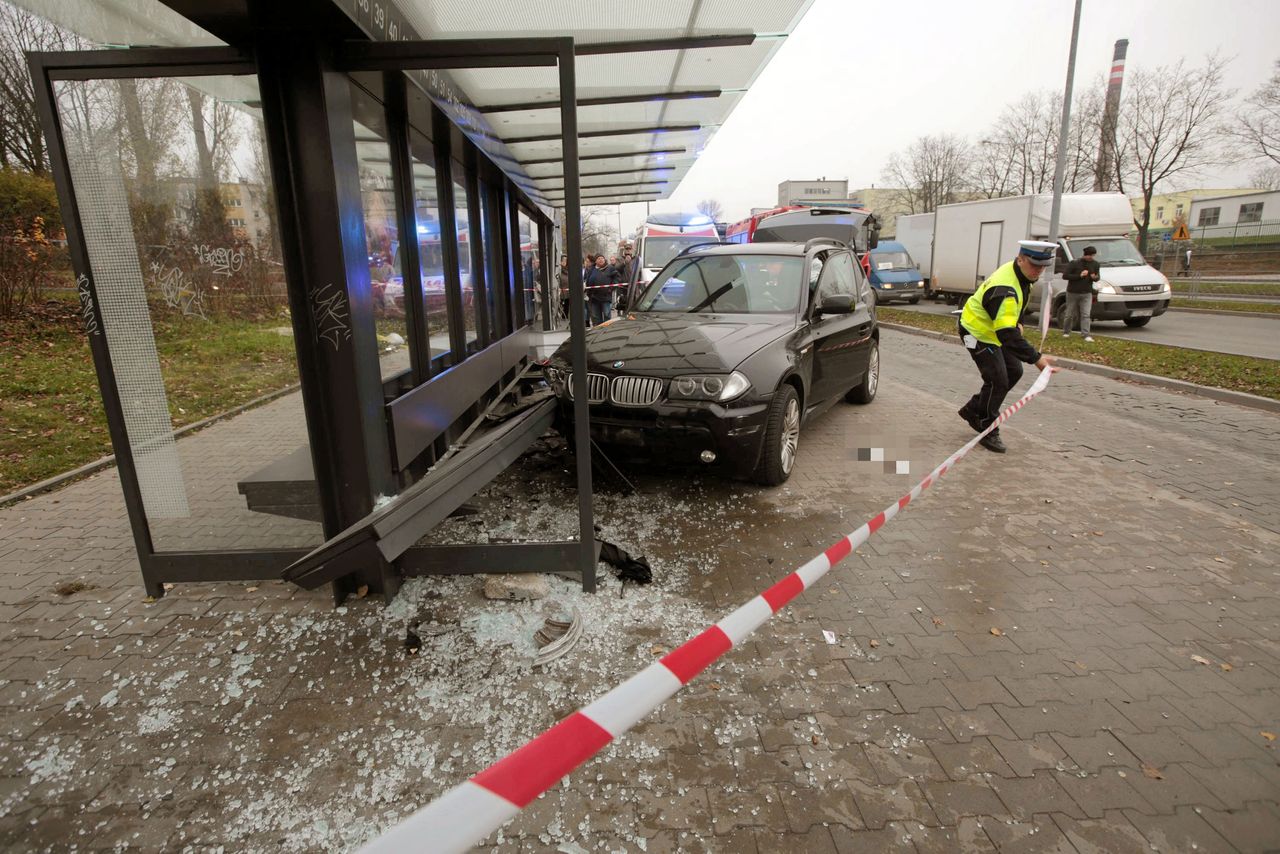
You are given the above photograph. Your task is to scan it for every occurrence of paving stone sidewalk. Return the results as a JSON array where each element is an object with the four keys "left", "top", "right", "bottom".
[{"left": 1, "top": 330, "right": 1278, "bottom": 852}]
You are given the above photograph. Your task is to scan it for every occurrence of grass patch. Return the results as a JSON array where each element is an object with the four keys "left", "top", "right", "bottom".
[
  {"left": 1170, "top": 280, "right": 1280, "bottom": 298},
  {"left": 0, "top": 297, "right": 300, "bottom": 495},
  {"left": 1171, "top": 298, "right": 1280, "bottom": 315},
  {"left": 878, "top": 307, "right": 1280, "bottom": 402}
]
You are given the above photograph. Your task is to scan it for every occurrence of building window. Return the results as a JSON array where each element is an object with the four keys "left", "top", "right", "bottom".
[
  {"left": 1156, "top": 206, "right": 1164, "bottom": 221},
  {"left": 1197, "top": 207, "right": 1220, "bottom": 227},
  {"left": 1239, "top": 202, "right": 1263, "bottom": 224},
  {"left": 1174, "top": 203, "right": 1184, "bottom": 218}
]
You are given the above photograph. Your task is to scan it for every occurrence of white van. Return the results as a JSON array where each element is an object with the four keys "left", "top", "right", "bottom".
[{"left": 927, "top": 193, "right": 1171, "bottom": 327}]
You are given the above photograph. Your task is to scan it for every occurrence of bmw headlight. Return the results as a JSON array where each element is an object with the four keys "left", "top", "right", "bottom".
[{"left": 669, "top": 371, "right": 750, "bottom": 402}]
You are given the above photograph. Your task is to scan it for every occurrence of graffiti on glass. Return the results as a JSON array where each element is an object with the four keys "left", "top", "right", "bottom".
[
  {"left": 192, "top": 243, "right": 246, "bottom": 277},
  {"left": 312, "top": 282, "right": 351, "bottom": 351},
  {"left": 75, "top": 274, "right": 100, "bottom": 336},
  {"left": 150, "top": 261, "right": 207, "bottom": 319}
]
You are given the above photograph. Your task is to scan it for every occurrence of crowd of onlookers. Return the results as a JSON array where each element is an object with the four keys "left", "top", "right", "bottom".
[{"left": 557, "top": 241, "right": 636, "bottom": 326}]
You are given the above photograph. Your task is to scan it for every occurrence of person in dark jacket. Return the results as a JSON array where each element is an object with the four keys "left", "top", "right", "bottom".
[
  {"left": 1061, "top": 245, "right": 1099, "bottom": 341},
  {"left": 585, "top": 255, "right": 617, "bottom": 326}
]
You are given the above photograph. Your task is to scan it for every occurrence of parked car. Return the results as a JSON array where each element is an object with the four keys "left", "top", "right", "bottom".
[
  {"left": 863, "top": 240, "right": 925, "bottom": 304},
  {"left": 544, "top": 240, "right": 879, "bottom": 485}
]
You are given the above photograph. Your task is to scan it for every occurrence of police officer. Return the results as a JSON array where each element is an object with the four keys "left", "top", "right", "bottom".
[{"left": 957, "top": 240, "right": 1057, "bottom": 453}]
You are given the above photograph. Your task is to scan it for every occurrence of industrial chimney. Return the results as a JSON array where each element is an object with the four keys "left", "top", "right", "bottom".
[{"left": 1093, "top": 39, "right": 1128, "bottom": 192}]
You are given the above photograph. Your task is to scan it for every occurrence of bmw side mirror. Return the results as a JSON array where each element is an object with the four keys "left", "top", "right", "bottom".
[{"left": 818, "top": 294, "right": 855, "bottom": 315}]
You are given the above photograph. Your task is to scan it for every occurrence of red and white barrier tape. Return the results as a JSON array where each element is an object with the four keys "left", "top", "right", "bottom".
[{"left": 360, "top": 368, "right": 1056, "bottom": 854}]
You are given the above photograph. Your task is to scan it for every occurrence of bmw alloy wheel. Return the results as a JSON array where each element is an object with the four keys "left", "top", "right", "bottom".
[
  {"left": 867, "top": 345, "right": 879, "bottom": 397},
  {"left": 781, "top": 396, "right": 800, "bottom": 473}
]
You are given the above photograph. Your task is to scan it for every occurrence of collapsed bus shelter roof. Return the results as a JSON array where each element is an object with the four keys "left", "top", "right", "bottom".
[{"left": 17, "top": 0, "right": 813, "bottom": 603}]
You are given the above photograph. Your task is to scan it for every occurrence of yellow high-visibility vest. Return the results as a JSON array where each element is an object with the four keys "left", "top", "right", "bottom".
[{"left": 960, "top": 261, "right": 1025, "bottom": 346}]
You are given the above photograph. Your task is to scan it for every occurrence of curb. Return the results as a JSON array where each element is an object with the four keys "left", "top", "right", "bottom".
[
  {"left": 0, "top": 383, "right": 302, "bottom": 508},
  {"left": 1168, "top": 306, "right": 1280, "bottom": 320},
  {"left": 879, "top": 322, "right": 1280, "bottom": 415}
]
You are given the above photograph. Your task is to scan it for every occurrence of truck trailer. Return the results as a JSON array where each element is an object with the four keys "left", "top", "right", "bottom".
[{"left": 923, "top": 193, "right": 1171, "bottom": 327}]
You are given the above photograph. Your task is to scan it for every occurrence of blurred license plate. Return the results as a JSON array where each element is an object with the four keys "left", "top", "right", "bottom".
[{"left": 1131, "top": 309, "right": 1153, "bottom": 317}]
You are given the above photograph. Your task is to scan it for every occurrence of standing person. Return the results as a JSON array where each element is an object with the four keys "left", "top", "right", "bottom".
[
  {"left": 1061, "top": 245, "right": 1099, "bottom": 342},
  {"left": 558, "top": 254, "right": 571, "bottom": 323},
  {"left": 585, "top": 254, "right": 615, "bottom": 326},
  {"left": 957, "top": 240, "right": 1057, "bottom": 453},
  {"left": 1181, "top": 247, "right": 1192, "bottom": 277},
  {"left": 618, "top": 249, "right": 635, "bottom": 310}
]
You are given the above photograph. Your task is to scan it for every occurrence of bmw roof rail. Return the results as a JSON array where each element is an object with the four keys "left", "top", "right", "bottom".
[{"left": 802, "top": 237, "right": 851, "bottom": 253}]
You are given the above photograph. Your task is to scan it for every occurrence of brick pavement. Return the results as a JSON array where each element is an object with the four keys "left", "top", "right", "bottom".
[{"left": 1, "top": 329, "right": 1278, "bottom": 852}]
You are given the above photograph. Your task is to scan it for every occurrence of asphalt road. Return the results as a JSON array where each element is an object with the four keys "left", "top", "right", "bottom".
[{"left": 888, "top": 299, "right": 1280, "bottom": 361}]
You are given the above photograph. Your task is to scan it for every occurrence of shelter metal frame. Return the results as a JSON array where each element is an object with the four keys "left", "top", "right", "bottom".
[{"left": 28, "top": 35, "right": 597, "bottom": 600}]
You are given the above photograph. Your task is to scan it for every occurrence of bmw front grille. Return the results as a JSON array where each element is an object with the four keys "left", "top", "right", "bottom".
[
  {"left": 611, "top": 375, "right": 664, "bottom": 407},
  {"left": 567, "top": 372, "right": 610, "bottom": 404}
]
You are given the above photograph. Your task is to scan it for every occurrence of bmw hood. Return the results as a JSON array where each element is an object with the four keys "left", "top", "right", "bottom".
[{"left": 558, "top": 313, "right": 794, "bottom": 375}]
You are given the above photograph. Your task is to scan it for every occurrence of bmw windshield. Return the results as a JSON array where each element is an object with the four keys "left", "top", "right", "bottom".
[{"left": 634, "top": 255, "right": 804, "bottom": 314}]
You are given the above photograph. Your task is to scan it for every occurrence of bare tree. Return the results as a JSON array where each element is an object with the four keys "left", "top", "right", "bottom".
[
  {"left": 696, "top": 198, "right": 724, "bottom": 222},
  {"left": 1114, "top": 54, "right": 1234, "bottom": 252},
  {"left": 971, "top": 84, "right": 1103, "bottom": 199},
  {"left": 881, "top": 133, "right": 973, "bottom": 214},
  {"left": 1235, "top": 58, "right": 1280, "bottom": 167},
  {"left": 1063, "top": 81, "right": 1104, "bottom": 193},
  {"left": 0, "top": 3, "right": 86, "bottom": 173},
  {"left": 580, "top": 206, "right": 617, "bottom": 258},
  {"left": 1250, "top": 163, "right": 1280, "bottom": 190}
]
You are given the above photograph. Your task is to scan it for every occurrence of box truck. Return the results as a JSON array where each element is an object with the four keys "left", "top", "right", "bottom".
[
  {"left": 895, "top": 211, "right": 935, "bottom": 286},
  {"left": 924, "top": 193, "right": 1171, "bottom": 326}
]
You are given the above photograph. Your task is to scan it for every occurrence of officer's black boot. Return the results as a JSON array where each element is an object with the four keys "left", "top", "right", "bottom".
[
  {"left": 958, "top": 406, "right": 982, "bottom": 432},
  {"left": 978, "top": 429, "right": 1007, "bottom": 453}
]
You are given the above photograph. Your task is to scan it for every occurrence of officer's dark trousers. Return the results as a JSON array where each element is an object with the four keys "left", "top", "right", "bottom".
[{"left": 960, "top": 336, "right": 1023, "bottom": 431}]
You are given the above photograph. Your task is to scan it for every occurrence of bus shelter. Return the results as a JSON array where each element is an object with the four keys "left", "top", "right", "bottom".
[{"left": 20, "top": 0, "right": 811, "bottom": 603}]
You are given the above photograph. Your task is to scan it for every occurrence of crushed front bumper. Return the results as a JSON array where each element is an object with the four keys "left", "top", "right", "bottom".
[{"left": 556, "top": 395, "right": 773, "bottom": 478}]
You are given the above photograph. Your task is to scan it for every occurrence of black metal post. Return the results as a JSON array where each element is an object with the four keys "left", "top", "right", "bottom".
[
  {"left": 464, "top": 147, "right": 491, "bottom": 347},
  {"left": 558, "top": 39, "right": 595, "bottom": 593},
  {"left": 253, "top": 28, "right": 398, "bottom": 603},
  {"left": 491, "top": 184, "right": 513, "bottom": 338},
  {"left": 431, "top": 109, "right": 468, "bottom": 363},
  {"left": 383, "top": 70, "right": 430, "bottom": 383},
  {"left": 508, "top": 189, "right": 526, "bottom": 329},
  {"left": 539, "top": 218, "right": 553, "bottom": 332}
]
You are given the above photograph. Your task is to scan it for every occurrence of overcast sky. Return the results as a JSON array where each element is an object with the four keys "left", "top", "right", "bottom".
[{"left": 611, "top": 0, "right": 1280, "bottom": 236}]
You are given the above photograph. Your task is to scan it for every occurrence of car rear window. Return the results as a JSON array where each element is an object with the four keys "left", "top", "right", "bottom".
[{"left": 634, "top": 255, "right": 803, "bottom": 314}]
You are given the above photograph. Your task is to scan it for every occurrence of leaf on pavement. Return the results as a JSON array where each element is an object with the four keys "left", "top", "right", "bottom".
[
  {"left": 1220, "top": 662, "right": 1233, "bottom": 672},
  {"left": 990, "top": 627, "right": 1004, "bottom": 636},
  {"left": 1141, "top": 764, "right": 1164, "bottom": 780},
  {"left": 1190, "top": 654, "right": 1212, "bottom": 666},
  {"left": 1262, "top": 731, "right": 1277, "bottom": 742},
  {"left": 869, "top": 639, "right": 880, "bottom": 648},
  {"left": 931, "top": 616, "right": 944, "bottom": 627}
]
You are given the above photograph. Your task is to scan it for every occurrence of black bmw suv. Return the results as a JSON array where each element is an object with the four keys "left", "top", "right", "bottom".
[{"left": 545, "top": 240, "right": 879, "bottom": 485}]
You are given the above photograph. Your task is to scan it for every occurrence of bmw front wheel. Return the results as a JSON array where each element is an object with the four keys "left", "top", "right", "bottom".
[{"left": 754, "top": 384, "right": 800, "bottom": 486}]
